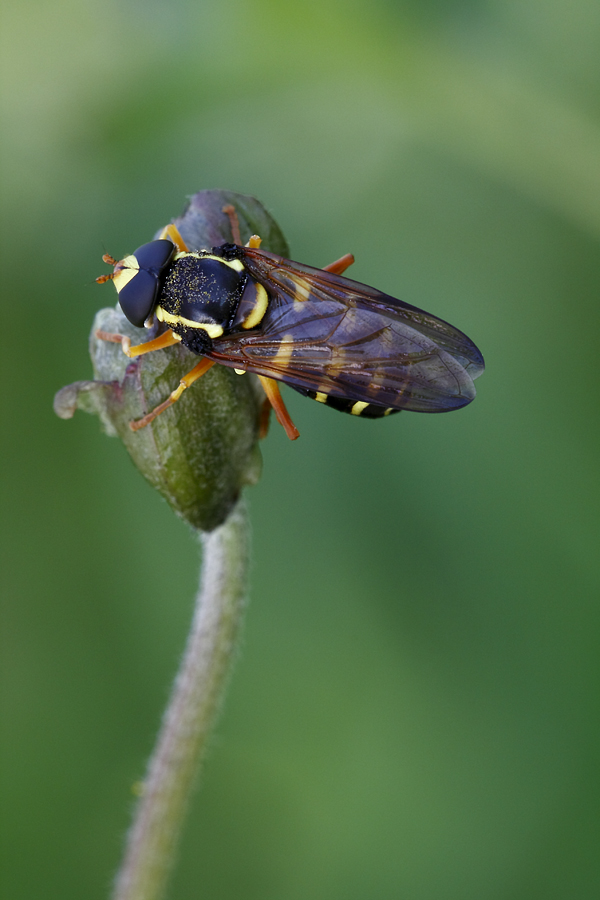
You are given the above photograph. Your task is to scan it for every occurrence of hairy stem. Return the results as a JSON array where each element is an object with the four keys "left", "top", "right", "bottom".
[{"left": 111, "top": 501, "right": 250, "bottom": 900}]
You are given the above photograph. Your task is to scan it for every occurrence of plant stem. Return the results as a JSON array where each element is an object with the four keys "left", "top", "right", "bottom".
[{"left": 111, "top": 500, "right": 250, "bottom": 900}]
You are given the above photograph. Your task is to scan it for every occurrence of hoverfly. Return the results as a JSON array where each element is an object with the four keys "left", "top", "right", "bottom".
[{"left": 96, "top": 207, "right": 484, "bottom": 440}]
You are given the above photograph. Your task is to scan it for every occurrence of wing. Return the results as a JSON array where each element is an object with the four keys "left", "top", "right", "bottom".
[{"left": 208, "top": 247, "right": 485, "bottom": 413}]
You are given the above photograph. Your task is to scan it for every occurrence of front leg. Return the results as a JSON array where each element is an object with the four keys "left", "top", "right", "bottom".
[
  {"left": 95, "top": 329, "right": 181, "bottom": 358},
  {"left": 157, "top": 223, "right": 189, "bottom": 252}
]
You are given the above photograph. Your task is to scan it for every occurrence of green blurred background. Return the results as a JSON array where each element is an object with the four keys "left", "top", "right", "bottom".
[{"left": 3, "top": 1, "right": 600, "bottom": 898}]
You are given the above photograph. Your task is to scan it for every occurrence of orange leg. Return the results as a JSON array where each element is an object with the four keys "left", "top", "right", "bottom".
[
  {"left": 96, "top": 329, "right": 181, "bottom": 357},
  {"left": 123, "top": 330, "right": 181, "bottom": 357},
  {"left": 130, "top": 358, "right": 216, "bottom": 431},
  {"left": 222, "top": 203, "right": 262, "bottom": 249},
  {"left": 323, "top": 253, "right": 354, "bottom": 275},
  {"left": 157, "top": 223, "right": 189, "bottom": 252},
  {"left": 95, "top": 329, "right": 125, "bottom": 344},
  {"left": 257, "top": 375, "right": 300, "bottom": 441},
  {"left": 222, "top": 205, "right": 242, "bottom": 245},
  {"left": 258, "top": 396, "right": 273, "bottom": 440}
]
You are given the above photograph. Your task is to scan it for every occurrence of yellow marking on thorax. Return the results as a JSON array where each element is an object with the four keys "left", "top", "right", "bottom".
[
  {"left": 156, "top": 306, "right": 224, "bottom": 338},
  {"left": 315, "top": 392, "right": 328, "bottom": 403},
  {"left": 234, "top": 368, "right": 246, "bottom": 375},
  {"left": 242, "top": 283, "right": 269, "bottom": 329},
  {"left": 351, "top": 401, "right": 369, "bottom": 416},
  {"left": 384, "top": 407, "right": 394, "bottom": 416},
  {"left": 112, "top": 255, "right": 139, "bottom": 293},
  {"left": 173, "top": 251, "right": 245, "bottom": 272}
]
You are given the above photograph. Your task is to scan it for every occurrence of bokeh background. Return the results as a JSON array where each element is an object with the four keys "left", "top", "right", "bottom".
[{"left": 3, "top": 1, "right": 600, "bottom": 898}]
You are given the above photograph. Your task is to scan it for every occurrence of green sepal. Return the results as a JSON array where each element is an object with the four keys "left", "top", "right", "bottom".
[{"left": 54, "top": 190, "right": 289, "bottom": 531}]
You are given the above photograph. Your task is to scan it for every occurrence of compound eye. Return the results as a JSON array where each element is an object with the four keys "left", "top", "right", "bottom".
[
  {"left": 133, "top": 239, "right": 176, "bottom": 273},
  {"left": 118, "top": 269, "right": 160, "bottom": 327}
]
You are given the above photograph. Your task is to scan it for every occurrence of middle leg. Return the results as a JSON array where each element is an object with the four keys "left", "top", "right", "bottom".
[
  {"left": 323, "top": 253, "right": 354, "bottom": 275},
  {"left": 130, "top": 358, "right": 216, "bottom": 431},
  {"left": 95, "top": 328, "right": 181, "bottom": 357}
]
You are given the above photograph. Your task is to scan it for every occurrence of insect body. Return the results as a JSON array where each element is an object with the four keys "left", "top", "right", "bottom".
[{"left": 97, "top": 219, "right": 484, "bottom": 439}]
